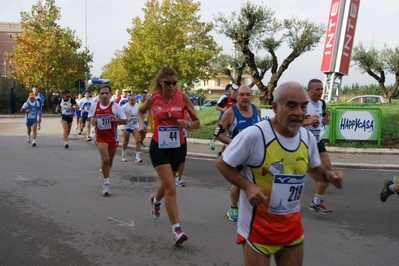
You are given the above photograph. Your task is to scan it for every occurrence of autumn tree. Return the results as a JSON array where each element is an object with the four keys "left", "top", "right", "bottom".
[
  {"left": 101, "top": 50, "right": 130, "bottom": 90},
  {"left": 6, "top": 0, "right": 92, "bottom": 100},
  {"left": 352, "top": 43, "right": 399, "bottom": 103},
  {"left": 118, "top": 0, "right": 221, "bottom": 92},
  {"left": 214, "top": 1, "right": 324, "bottom": 104}
]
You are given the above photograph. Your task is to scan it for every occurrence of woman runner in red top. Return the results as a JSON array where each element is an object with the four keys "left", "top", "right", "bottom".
[{"left": 138, "top": 66, "right": 200, "bottom": 245}]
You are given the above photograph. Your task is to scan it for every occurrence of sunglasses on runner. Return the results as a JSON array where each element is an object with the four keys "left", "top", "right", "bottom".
[{"left": 162, "top": 80, "right": 178, "bottom": 86}]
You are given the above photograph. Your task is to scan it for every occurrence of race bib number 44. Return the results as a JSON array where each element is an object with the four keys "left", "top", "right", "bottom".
[
  {"left": 268, "top": 174, "right": 305, "bottom": 215},
  {"left": 158, "top": 125, "right": 180, "bottom": 149}
]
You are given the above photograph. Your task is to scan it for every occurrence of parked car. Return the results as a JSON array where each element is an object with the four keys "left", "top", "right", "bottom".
[
  {"left": 196, "top": 98, "right": 219, "bottom": 110},
  {"left": 347, "top": 95, "right": 385, "bottom": 104}
]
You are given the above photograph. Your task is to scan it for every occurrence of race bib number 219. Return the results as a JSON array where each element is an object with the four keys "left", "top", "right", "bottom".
[{"left": 268, "top": 174, "right": 305, "bottom": 215}]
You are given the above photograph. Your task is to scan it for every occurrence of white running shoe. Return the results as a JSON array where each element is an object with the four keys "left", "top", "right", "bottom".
[
  {"left": 173, "top": 227, "right": 188, "bottom": 245},
  {"left": 135, "top": 156, "right": 143, "bottom": 163},
  {"left": 27, "top": 135, "right": 31, "bottom": 143},
  {"left": 121, "top": 150, "right": 127, "bottom": 162},
  {"left": 85, "top": 136, "right": 91, "bottom": 141},
  {"left": 75, "top": 125, "right": 78, "bottom": 130},
  {"left": 175, "top": 178, "right": 185, "bottom": 187},
  {"left": 38, "top": 124, "right": 41, "bottom": 130},
  {"left": 102, "top": 182, "right": 110, "bottom": 196},
  {"left": 99, "top": 175, "right": 105, "bottom": 187}
]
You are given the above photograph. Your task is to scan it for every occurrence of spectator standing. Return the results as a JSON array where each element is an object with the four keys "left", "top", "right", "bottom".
[
  {"left": 10, "top": 88, "right": 17, "bottom": 114},
  {"left": 51, "top": 92, "right": 60, "bottom": 114}
]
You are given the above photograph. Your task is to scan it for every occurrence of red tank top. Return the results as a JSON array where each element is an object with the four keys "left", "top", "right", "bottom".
[
  {"left": 94, "top": 101, "right": 119, "bottom": 142},
  {"left": 225, "top": 96, "right": 236, "bottom": 109},
  {"left": 151, "top": 90, "right": 186, "bottom": 146}
]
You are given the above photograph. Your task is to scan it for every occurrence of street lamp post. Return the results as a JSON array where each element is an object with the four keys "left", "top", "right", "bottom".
[{"left": 84, "top": 0, "right": 88, "bottom": 89}]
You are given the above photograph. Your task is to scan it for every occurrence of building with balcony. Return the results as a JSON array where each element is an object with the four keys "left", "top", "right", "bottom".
[
  {"left": 192, "top": 73, "right": 257, "bottom": 96},
  {"left": 0, "top": 22, "right": 22, "bottom": 77}
]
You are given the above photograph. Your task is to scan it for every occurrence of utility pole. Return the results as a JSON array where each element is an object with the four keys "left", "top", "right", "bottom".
[{"left": 84, "top": 0, "right": 88, "bottom": 89}]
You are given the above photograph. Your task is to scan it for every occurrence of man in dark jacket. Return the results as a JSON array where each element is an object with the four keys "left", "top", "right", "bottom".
[{"left": 10, "top": 88, "right": 17, "bottom": 114}]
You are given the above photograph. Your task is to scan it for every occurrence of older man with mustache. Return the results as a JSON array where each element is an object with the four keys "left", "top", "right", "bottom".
[{"left": 216, "top": 81, "right": 344, "bottom": 266}]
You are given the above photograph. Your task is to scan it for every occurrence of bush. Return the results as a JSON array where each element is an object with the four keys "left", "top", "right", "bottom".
[{"left": 190, "top": 103, "right": 399, "bottom": 149}]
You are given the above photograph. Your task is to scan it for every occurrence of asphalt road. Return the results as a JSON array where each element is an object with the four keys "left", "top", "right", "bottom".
[{"left": 0, "top": 117, "right": 398, "bottom": 266}]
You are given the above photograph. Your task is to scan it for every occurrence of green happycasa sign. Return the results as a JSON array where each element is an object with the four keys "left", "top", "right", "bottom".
[
  {"left": 332, "top": 107, "right": 382, "bottom": 145},
  {"left": 259, "top": 105, "right": 382, "bottom": 145}
]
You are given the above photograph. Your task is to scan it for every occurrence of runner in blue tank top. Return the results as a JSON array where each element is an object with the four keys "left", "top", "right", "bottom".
[
  {"left": 214, "top": 85, "right": 262, "bottom": 222},
  {"left": 21, "top": 92, "right": 42, "bottom": 147}
]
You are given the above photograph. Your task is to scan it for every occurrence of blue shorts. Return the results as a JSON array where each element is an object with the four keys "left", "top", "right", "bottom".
[
  {"left": 124, "top": 127, "right": 138, "bottom": 134},
  {"left": 75, "top": 110, "right": 82, "bottom": 119},
  {"left": 26, "top": 119, "right": 37, "bottom": 127}
]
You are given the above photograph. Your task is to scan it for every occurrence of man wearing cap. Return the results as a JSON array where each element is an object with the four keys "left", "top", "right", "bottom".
[{"left": 21, "top": 92, "right": 42, "bottom": 147}]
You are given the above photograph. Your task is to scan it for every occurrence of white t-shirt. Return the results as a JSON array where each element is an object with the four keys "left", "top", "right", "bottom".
[
  {"left": 304, "top": 97, "right": 323, "bottom": 143},
  {"left": 122, "top": 102, "right": 139, "bottom": 130},
  {"left": 223, "top": 120, "right": 321, "bottom": 172}
]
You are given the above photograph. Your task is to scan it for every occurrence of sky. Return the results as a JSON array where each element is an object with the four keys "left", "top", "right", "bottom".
[{"left": 1, "top": 0, "right": 398, "bottom": 87}]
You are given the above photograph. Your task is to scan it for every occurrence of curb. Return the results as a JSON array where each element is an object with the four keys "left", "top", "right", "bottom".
[
  {"left": 331, "top": 162, "right": 399, "bottom": 170},
  {"left": 2, "top": 114, "right": 399, "bottom": 170},
  {"left": 127, "top": 136, "right": 399, "bottom": 170}
]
